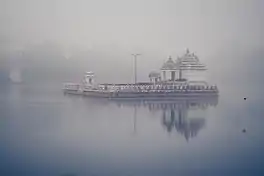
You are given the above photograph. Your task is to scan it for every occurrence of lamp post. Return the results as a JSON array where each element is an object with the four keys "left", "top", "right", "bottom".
[{"left": 132, "top": 53, "right": 141, "bottom": 84}]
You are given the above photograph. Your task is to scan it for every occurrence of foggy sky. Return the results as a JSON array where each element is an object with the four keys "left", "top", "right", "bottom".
[
  {"left": 1, "top": 0, "right": 264, "bottom": 88},
  {"left": 2, "top": 0, "right": 264, "bottom": 52}
]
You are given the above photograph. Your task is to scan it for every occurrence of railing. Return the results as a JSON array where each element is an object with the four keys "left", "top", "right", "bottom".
[
  {"left": 63, "top": 83, "right": 80, "bottom": 90},
  {"left": 64, "top": 81, "right": 218, "bottom": 94},
  {"left": 110, "top": 84, "right": 218, "bottom": 93}
]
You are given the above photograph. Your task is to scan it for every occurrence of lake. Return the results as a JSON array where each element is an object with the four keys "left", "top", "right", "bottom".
[{"left": 0, "top": 83, "right": 264, "bottom": 176}]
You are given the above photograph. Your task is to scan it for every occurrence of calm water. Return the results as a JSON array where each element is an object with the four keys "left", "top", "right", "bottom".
[{"left": 1, "top": 84, "right": 264, "bottom": 176}]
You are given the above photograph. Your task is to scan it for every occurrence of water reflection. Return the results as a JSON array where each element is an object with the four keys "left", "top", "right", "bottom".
[
  {"left": 114, "top": 97, "right": 218, "bottom": 140},
  {"left": 162, "top": 109, "right": 205, "bottom": 141}
]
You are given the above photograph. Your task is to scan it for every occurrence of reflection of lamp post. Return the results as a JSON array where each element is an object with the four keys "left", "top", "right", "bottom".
[
  {"left": 133, "top": 105, "right": 137, "bottom": 134},
  {"left": 132, "top": 54, "right": 141, "bottom": 84}
]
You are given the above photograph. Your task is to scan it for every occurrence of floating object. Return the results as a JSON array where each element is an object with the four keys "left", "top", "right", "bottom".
[
  {"left": 63, "top": 49, "right": 219, "bottom": 99},
  {"left": 244, "top": 97, "right": 247, "bottom": 100},
  {"left": 242, "top": 129, "right": 246, "bottom": 133}
]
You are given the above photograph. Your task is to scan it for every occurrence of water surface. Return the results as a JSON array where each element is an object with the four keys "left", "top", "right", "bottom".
[{"left": 1, "top": 84, "right": 264, "bottom": 176}]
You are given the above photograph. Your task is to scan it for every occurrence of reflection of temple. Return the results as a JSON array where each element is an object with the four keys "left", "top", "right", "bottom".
[
  {"left": 162, "top": 108, "right": 205, "bottom": 141},
  {"left": 114, "top": 97, "right": 218, "bottom": 141},
  {"left": 160, "top": 99, "right": 216, "bottom": 141}
]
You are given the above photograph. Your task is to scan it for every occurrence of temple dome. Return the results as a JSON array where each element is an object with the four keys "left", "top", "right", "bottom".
[
  {"left": 176, "top": 49, "right": 207, "bottom": 71},
  {"left": 161, "top": 56, "right": 178, "bottom": 70},
  {"left": 149, "top": 71, "right": 161, "bottom": 78}
]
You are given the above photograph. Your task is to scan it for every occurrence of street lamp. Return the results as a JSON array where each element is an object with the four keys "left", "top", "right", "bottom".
[{"left": 132, "top": 53, "right": 141, "bottom": 84}]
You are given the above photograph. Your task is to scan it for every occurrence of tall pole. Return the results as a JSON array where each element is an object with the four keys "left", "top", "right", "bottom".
[{"left": 132, "top": 54, "right": 140, "bottom": 84}]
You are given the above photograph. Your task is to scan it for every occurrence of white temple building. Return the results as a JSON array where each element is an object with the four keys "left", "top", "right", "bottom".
[
  {"left": 153, "top": 49, "right": 207, "bottom": 82},
  {"left": 160, "top": 56, "right": 178, "bottom": 81},
  {"left": 148, "top": 71, "right": 161, "bottom": 84},
  {"left": 176, "top": 49, "right": 207, "bottom": 81}
]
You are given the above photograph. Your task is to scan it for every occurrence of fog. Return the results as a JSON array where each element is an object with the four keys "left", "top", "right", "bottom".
[
  {"left": 1, "top": 0, "right": 264, "bottom": 91},
  {"left": 1, "top": 2, "right": 264, "bottom": 175}
]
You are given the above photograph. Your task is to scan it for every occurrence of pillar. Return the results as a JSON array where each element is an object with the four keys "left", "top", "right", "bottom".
[
  {"left": 163, "top": 71, "right": 166, "bottom": 81},
  {"left": 171, "top": 71, "right": 175, "bottom": 81},
  {"left": 179, "top": 69, "right": 182, "bottom": 80}
]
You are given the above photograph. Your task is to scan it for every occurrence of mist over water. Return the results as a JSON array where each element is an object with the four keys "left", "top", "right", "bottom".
[{"left": 1, "top": 0, "right": 264, "bottom": 175}]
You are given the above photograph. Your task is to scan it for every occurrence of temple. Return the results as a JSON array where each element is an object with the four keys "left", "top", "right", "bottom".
[
  {"left": 63, "top": 48, "right": 218, "bottom": 99},
  {"left": 161, "top": 56, "right": 178, "bottom": 81},
  {"left": 154, "top": 48, "right": 207, "bottom": 83}
]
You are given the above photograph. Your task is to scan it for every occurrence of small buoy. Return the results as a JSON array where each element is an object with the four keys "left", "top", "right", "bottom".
[
  {"left": 242, "top": 129, "right": 246, "bottom": 133},
  {"left": 244, "top": 97, "right": 247, "bottom": 100}
]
